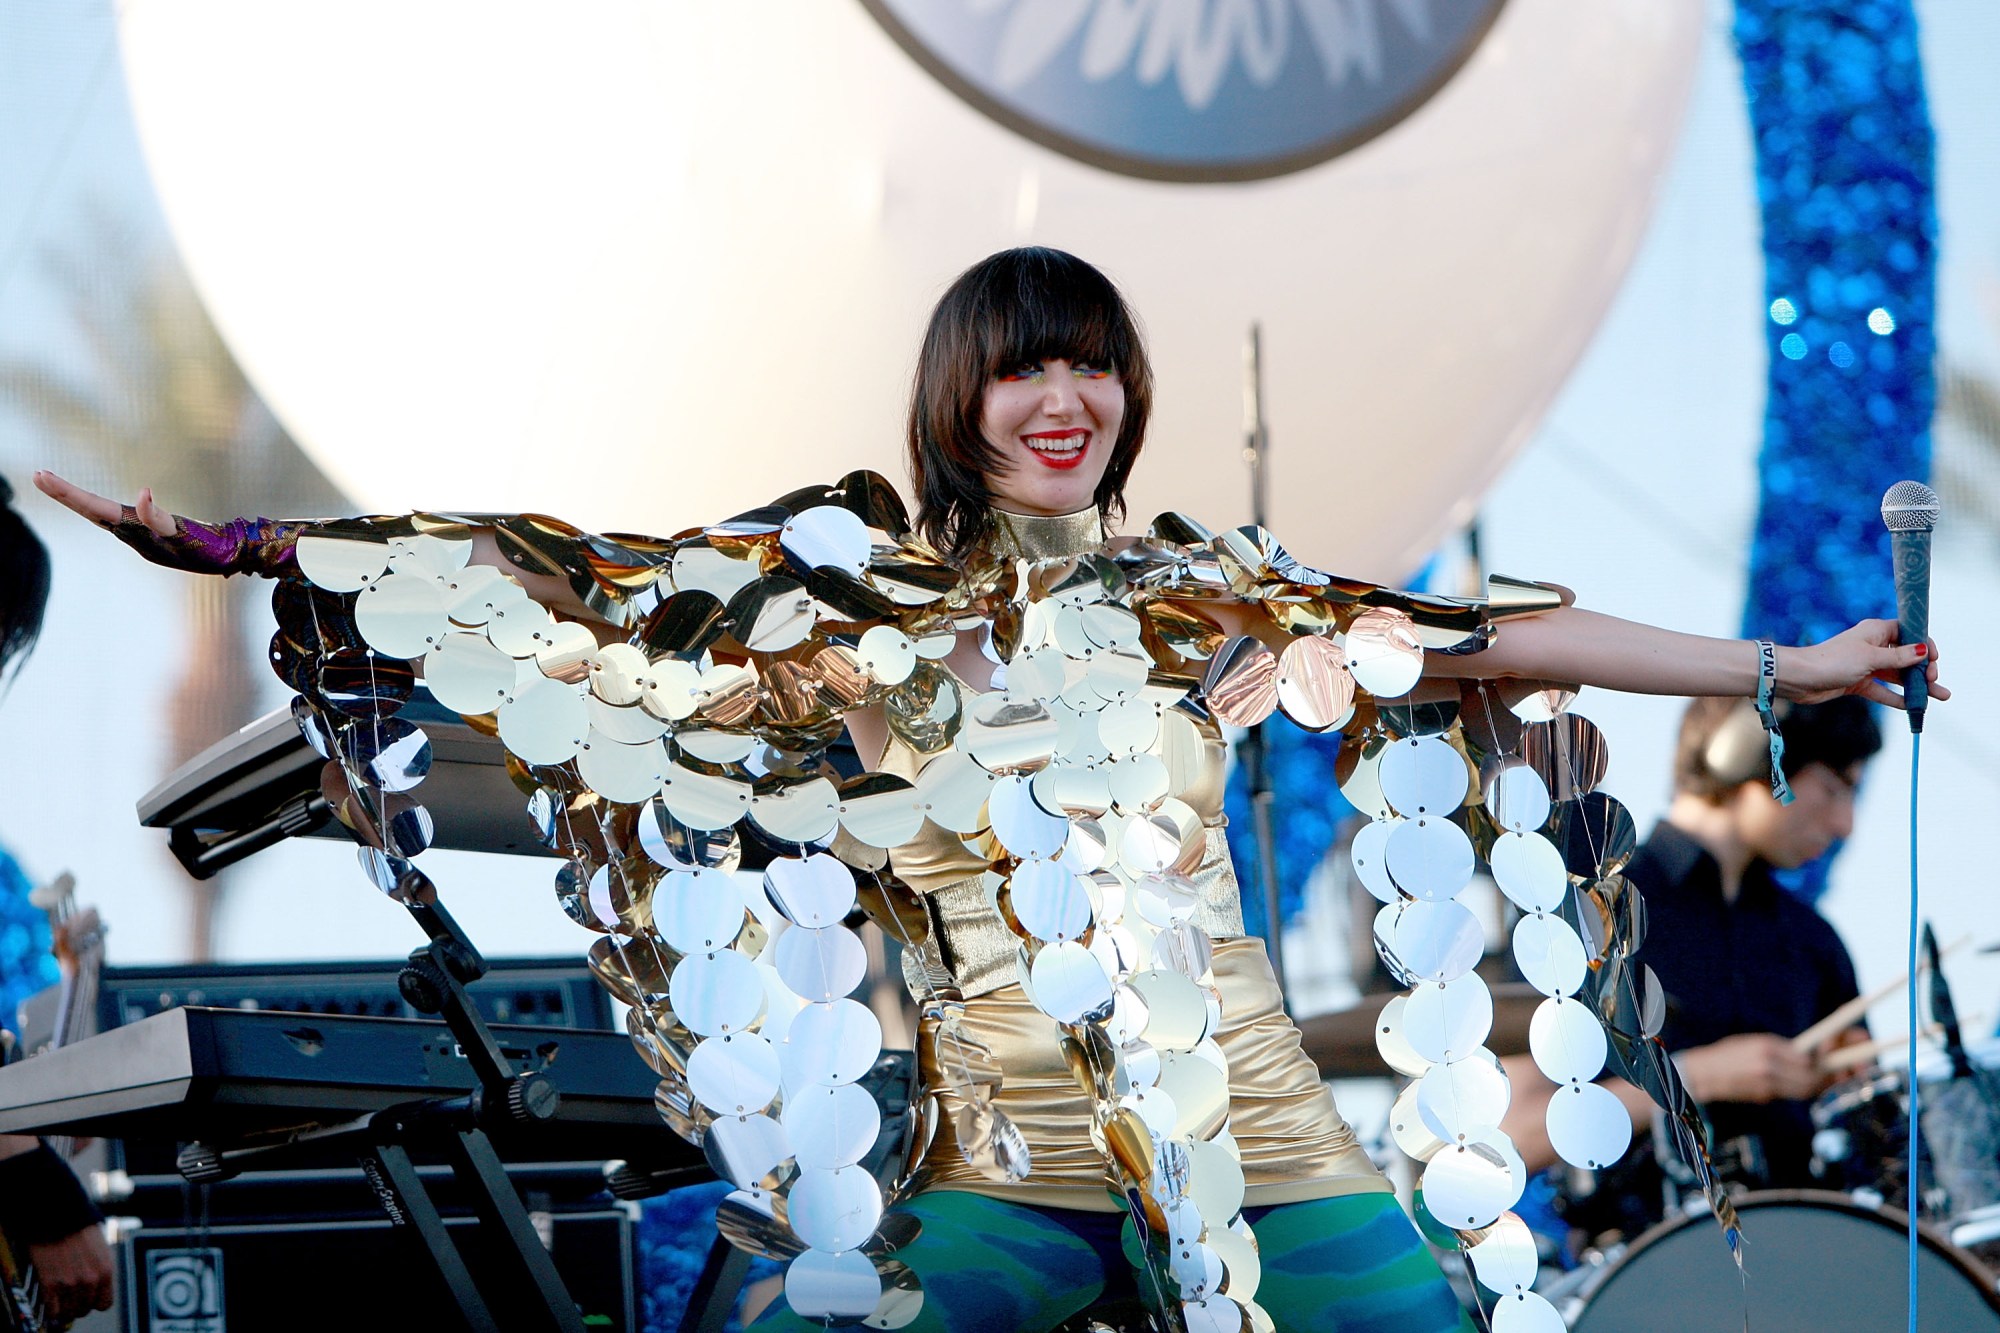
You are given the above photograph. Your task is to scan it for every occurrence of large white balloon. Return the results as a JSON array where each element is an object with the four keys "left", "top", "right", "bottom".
[{"left": 119, "top": 0, "right": 1699, "bottom": 579}]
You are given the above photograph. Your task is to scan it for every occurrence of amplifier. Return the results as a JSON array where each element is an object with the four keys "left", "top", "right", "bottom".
[
  {"left": 97, "top": 955, "right": 612, "bottom": 1033},
  {"left": 116, "top": 1207, "right": 634, "bottom": 1333}
]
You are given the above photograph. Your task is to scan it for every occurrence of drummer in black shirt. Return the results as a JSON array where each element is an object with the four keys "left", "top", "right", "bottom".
[{"left": 1505, "top": 694, "right": 1881, "bottom": 1238}]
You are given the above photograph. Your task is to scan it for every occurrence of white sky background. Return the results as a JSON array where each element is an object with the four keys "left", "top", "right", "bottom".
[{"left": 0, "top": 1, "right": 1995, "bottom": 1040}]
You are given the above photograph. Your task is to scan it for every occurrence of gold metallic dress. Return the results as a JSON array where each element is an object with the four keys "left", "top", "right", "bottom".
[
  {"left": 886, "top": 507, "right": 1384, "bottom": 1212},
  {"left": 265, "top": 474, "right": 1716, "bottom": 1330}
]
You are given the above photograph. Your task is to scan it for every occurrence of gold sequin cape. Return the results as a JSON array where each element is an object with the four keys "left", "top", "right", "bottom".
[{"left": 267, "top": 471, "right": 1733, "bottom": 1329}]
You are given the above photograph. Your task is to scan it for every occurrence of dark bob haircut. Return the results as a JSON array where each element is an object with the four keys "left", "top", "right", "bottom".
[
  {"left": 907, "top": 247, "right": 1153, "bottom": 562},
  {"left": 0, "top": 473, "right": 51, "bottom": 682}
]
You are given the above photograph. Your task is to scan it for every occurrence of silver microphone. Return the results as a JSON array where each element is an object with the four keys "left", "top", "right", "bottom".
[{"left": 1880, "top": 480, "right": 1939, "bottom": 733}]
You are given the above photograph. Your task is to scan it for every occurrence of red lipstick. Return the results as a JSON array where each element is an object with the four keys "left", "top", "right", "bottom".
[{"left": 1023, "top": 430, "right": 1089, "bottom": 470}]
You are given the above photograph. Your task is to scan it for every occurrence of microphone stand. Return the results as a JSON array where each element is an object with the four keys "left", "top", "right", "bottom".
[{"left": 1240, "top": 324, "right": 1288, "bottom": 1005}]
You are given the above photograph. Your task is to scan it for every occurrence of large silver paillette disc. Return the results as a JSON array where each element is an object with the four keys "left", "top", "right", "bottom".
[
  {"left": 1528, "top": 995, "right": 1608, "bottom": 1086},
  {"left": 588, "top": 641, "right": 650, "bottom": 706},
  {"left": 1384, "top": 817, "right": 1475, "bottom": 903},
  {"left": 670, "top": 949, "right": 765, "bottom": 1037},
  {"left": 1545, "top": 1080, "right": 1632, "bottom": 1169},
  {"left": 1207, "top": 1222, "right": 1261, "bottom": 1303},
  {"left": 964, "top": 694, "right": 1062, "bottom": 774},
  {"left": 1029, "top": 941, "right": 1115, "bottom": 1024},
  {"left": 1171, "top": 1244, "right": 1227, "bottom": 1303},
  {"left": 782, "top": 504, "right": 871, "bottom": 576},
  {"left": 1489, "top": 1290, "right": 1565, "bottom": 1333},
  {"left": 1378, "top": 735, "right": 1470, "bottom": 817},
  {"left": 784, "top": 998, "right": 882, "bottom": 1089},
  {"left": 424, "top": 633, "right": 515, "bottom": 715},
  {"left": 1132, "top": 873, "right": 1199, "bottom": 929},
  {"left": 914, "top": 751, "right": 998, "bottom": 834},
  {"left": 1374, "top": 995, "right": 1432, "bottom": 1078},
  {"left": 687, "top": 1031, "right": 781, "bottom": 1117},
  {"left": 784, "top": 1248, "right": 881, "bottom": 1321},
  {"left": 1185, "top": 1138, "right": 1246, "bottom": 1225},
  {"left": 661, "top": 766, "right": 753, "bottom": 832},
  {"left": 1181, "top": 1294, "right": 1247, "bottom": 1333},
  {"left": 1417, "top": 1051, "right": 1511, "bottom": 1144},
  {"left": 1349, "top": 817, "right": 1401, "bottom": 904},
  {"left": 640, "top": 658, "right": 703, "bottom": 722},
  {"left": 1389, "top": 1081, "right": 1447, "bottom": 1163},
  {"left": 751, "top": 777, "right": 842, "bottom": 847},
  {"left": 1118, "top": 813, "right": 1184, "bottom": 878},
  {"left": 1107, "top": 752, "right": 1170, "bottom": 814},
  {"left": 837, "top": 773, "right": 927, "bottom": 850},
  {"left": 1345, "top": 609, "right": 1424, "bottom": 699},
  {"left": 485, "top": 593, "right": 553, "bottom": 658},
  {"left": 784, "top": 1082, "right": 881, "bottom": 1172},
  {"left": 773, "top": 923, "right": 867, "bottom": 1004},
  {"left": 1009, "top": 860, "right": 1094, "bottom": 944},
  {"left": 1096, "top": 698, "right": 1160, "bottom": 756},
  {"left": 388, "top": 533, "right": 471, "bottom": 579},
  {"left": 1130, "top": 969, "right": 1209, "bottom": 1053},
  {"left": 1512, "top": 913, "right": 1588, "bottom": 997},
  {"left": 789, "top": 1166, "right": 884, "bottom": 1253},
  {"left": 704, "top": 1112, "right": 792, "bottom": 1192},
  {"left": 441, "top": 562, "right": 511, "bottom": 626},
  {"left": 988, "top": 775, "right": 1070, "bottom": 861},
  {"left": 576, "top": 734, "right": 668, "bottom": 804},
  {"left": 297, "top": 532, "right": 389, "bottom": 592},
  {"left": 1158, "top": 1052, "right": 1230, "bottom": 1142},
  {"left": 498, "top": 678, "right": 587, "bottom": 767},
  {"left": 1485, "top": 763, "right": 1552, "bottom": 834},
  {"left": 1420, "top": 1132, "right": 1518, "bottom": 1231},
  {"left": 863, "top": 1262, "right": 924, "bottom": 1330},
  {"left": 1466, "top": 1213, "right": 1538, "bottom": 1294},
  {"left": 340, "top": 717, "right": 433, "bottom": 794},
  {"left": 587, "top": 694, "right": 670, "bottom": 744},
  {"left": 764, "top": 853, "right": 856, "bottom": 928},
  {"left": 1488, "top": 832, "right": 1567, "bottom": 914},
  {"left": 354, "top": 572, "right": 451, "bottom": 661},
  {"left": 1391, "top": 899, "right": 1484, "bottom": 983},
  {"left": 1403, "top": 974, "right": 1494, "bottom": 1065},
  {"left": 639, "top": 800, "right": 741, "bottom": 873},
  {"left": 856, "top": 624, "right": 918, "bottom": 686}
]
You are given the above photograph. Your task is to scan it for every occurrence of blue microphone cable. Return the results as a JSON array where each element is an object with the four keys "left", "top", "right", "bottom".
[{"left": 1905, "top": 730, "right": 1922, "bottom": 1333}]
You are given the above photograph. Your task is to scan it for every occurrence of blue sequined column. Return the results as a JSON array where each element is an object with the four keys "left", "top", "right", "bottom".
[
  {"left": 1734, "top": 0, "right": 1935, "bottom": 900},
  {"left": 1224, "top": 725, "right": 1349, "bottom": 937}
]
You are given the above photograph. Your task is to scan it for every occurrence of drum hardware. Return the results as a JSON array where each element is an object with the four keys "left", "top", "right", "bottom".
[
  {"left": 1530, "top": 1238, "right": 1624, "bottom": 1323},
  {"left": 1567, "top": 1191, "right": 2000, "bottom": 1331}
]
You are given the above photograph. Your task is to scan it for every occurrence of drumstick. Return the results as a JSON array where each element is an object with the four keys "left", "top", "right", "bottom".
[
  {"left": 1817, "top": 1013, "right": 1988, "bottom": 1075},
  {"left": 1789, "top": 933, "right": 1972, "bottom": 1053}
]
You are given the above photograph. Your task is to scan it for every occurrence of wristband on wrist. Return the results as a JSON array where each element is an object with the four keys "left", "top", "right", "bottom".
[
  {"left": 1753, "top": 640, "right": 1794, "bottom": 806},
  {"left": 0, "top": 1142, "right": 103, "bottom": 1245}
]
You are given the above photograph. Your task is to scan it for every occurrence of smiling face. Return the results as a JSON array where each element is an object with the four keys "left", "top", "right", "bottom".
[
  {"left": 978, "top": 358, "right": 1127, "bottom": 516},
  {"left": 907, "top": 248, "right": 1152, "bottom": 560}
]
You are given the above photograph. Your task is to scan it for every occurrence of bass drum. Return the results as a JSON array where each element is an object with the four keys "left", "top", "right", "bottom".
[{"left": 1569, "top": 1191, "right": 2000, "bottom": 1332}]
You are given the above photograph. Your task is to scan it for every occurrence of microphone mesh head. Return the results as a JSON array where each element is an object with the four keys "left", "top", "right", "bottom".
[{"left": 1881, "top": 480, "right": 1940, "bottom": 532}]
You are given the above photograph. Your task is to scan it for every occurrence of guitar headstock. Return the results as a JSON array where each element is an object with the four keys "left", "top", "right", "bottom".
[{"left": 26, "top": 873, "right": 102, "bottom": 975}]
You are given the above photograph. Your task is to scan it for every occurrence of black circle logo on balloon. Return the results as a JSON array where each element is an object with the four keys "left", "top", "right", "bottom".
[{"left": 860, "top": 0, "right": 1508, "bottom": 184}]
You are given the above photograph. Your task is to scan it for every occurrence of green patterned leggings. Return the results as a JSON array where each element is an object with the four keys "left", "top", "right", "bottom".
[{"left": 751, "top": 1189, "right": 1475, "bottom": 1332}]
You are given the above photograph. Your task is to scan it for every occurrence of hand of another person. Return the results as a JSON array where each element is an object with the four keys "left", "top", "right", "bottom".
[
  {"left": 33, "top": 470, "right": 304, "bottom": 578},
  {"left": 1782, "top": 619, "right": 1945, "bottom": 709},
  {"left": 1677, "top": 1032, "right": 1829, "bottom": 1104},
  {"left": 25, "top": 1225, "right": 116, "bottom": 1324}
]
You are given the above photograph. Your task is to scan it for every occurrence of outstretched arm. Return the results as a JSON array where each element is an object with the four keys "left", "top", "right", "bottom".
[
  {"left": 35, "top": 471, "right": 603, "bottom": 622},
  {"left": 1425, "top": 604, "right": 1944, "bottom": 710}
]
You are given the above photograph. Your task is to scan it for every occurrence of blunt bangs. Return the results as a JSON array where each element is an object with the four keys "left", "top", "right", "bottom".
[{"left": 908, "top": 248, "right": 1153, "bottom": 562}]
